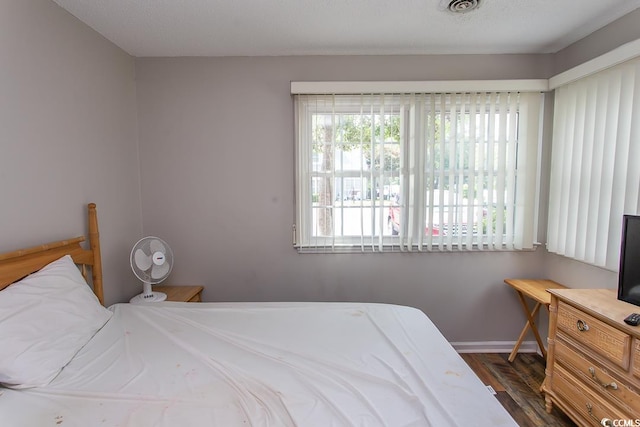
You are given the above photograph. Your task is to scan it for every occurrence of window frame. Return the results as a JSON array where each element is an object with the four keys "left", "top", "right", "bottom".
[{"left": 293, "top": 85, "right": 543, "bottom": 253}]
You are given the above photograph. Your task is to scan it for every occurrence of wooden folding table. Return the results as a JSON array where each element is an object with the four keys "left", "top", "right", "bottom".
[{"left": 504, "top": 279, "right": 567, "bottom": 363}]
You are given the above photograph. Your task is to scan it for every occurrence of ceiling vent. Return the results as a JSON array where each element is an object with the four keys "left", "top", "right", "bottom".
[{"left": 440, "top": 0, "right": 480, "bottom": 13}]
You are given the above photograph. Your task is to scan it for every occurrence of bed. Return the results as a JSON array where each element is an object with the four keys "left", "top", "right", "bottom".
[{"left": 0, "top": 204, "right": 518, "bottom": 426}]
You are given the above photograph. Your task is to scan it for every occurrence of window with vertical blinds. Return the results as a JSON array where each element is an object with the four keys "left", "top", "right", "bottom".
[
  {"left": 294, "top": 91, "right": 542, "bottom": 253},
  {"left": 547, "top": 57, "right": 640, "bottom": 270}
]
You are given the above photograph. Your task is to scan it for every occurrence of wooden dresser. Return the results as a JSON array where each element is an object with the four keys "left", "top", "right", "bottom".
[{"left": 544, "top": 288, "right": 640, "bottom": 426}]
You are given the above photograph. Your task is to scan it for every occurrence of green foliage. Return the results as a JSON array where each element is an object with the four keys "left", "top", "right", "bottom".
[{"left": 312, "top": 113, "right": 400, "bottom": 173}]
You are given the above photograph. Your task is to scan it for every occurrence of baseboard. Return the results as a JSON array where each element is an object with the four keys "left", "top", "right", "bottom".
[{"left": 451, "top": 340, "right": 542, "bottom": 354}]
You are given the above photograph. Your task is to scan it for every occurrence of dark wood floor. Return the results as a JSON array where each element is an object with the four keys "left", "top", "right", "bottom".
[{"left": 461, "top": 353, "right": 577, "bottom": 427}]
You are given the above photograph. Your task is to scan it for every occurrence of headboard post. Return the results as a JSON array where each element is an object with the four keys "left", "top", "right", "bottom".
[{"left": 88, "top": 203, "right": 104, "bottom": 305}]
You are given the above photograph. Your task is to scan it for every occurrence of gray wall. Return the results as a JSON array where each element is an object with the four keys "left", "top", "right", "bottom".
[
  {"left": 135, "top": 55, "right": 552, "bottom": 343},
  {"left": 0, "top": 0, "right": 142, "bottom": 305},
  {"left": 552, "top": 8, "right": 640, "bottom": 75}
]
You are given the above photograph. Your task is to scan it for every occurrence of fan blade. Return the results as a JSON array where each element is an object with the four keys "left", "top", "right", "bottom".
[
  {"left": 149, "top": 239, "right": 166, "bottom": 254},
  {"left": 151, "top": 261, "right": 170, "bottom": 280},
  {"left": 134, "top": 249, "right": 153, "bottom": 271}
]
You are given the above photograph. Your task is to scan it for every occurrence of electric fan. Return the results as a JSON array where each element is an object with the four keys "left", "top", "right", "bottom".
[{"left": 129, "top": 236, "right": 173, "bottom": 303}]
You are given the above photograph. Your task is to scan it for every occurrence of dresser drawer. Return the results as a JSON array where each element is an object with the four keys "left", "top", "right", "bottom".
[
  {"left": 555, "top": 336, "right": 640, "bottom": 414},
  {"left": 551, "top": 365, "right": 632, "bottom": 426},
  {"left": 557, "top": 301, "right": 631, "bottom": 369}
]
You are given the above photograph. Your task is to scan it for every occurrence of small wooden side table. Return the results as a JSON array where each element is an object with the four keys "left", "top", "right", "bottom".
[
  {"left": 154, "top": 285, "right": 204, "bottom": 302},
  {"left": 504, "top": 279, "right": 567, "bottom": 362}
]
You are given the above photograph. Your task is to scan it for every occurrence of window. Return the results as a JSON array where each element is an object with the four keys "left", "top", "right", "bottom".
[
  {"left": 294, "top": 91, "right": 542, "bottom": 252},
  {"left": 547, "top": 57, "right": 640, "bottom": 270}
]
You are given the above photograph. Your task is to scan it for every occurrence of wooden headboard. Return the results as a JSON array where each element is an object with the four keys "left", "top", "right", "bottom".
[{"left": 0, "top": 203, "right": 104, "bottom": 305}]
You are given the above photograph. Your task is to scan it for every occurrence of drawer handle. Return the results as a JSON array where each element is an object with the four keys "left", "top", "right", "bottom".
[
  {"left": 586, "top": 403, "right": 611, "bottom": 426},
  {"left": 576, "top": 319, "right": 589, "bottom": 331},
  {"left": 588, "top": 367, "right": 618, "bottom": 390}
]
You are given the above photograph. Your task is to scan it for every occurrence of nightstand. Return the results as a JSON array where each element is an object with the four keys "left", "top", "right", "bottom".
[{"left": 153, "top": 285, "right": 204, "bottom": 302}]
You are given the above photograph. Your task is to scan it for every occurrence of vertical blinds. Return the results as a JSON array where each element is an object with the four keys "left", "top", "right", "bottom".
[
  {"left": 295, "top": 92, "right": 542, "bottom": 253},
  {"left": 547, "top": 57, "right": 640, "bottom": 270}
]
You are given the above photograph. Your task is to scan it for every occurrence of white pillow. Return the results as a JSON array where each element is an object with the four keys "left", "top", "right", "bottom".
[{"left": 0, "top": 255, "right": 112, "bottom": 388}]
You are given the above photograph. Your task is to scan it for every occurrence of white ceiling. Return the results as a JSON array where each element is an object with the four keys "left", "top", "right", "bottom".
[{"left": 52, "top": 0, "right": 640, "bottom": 57}]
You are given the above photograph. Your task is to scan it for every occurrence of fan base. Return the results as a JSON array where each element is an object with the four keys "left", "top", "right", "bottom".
[{"left": 129, "top": 292, "right": 167, "bottom": 304}]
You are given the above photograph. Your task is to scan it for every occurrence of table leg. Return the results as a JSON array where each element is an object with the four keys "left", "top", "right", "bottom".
[
  {"left": 508, "top": 292, "right": 546, "bottom": 362},
  {"left": 518, "top": 294, "right": 547, "bottom": 360}
]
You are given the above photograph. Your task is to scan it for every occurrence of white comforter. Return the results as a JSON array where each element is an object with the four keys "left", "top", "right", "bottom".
[{"left": 1, "top": 302, "right": 517, "bottom": 426}]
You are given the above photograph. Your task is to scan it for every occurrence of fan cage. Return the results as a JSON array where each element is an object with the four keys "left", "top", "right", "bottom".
[{"left": 130, "top": 236, "right": 174, "bottom": 285}]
